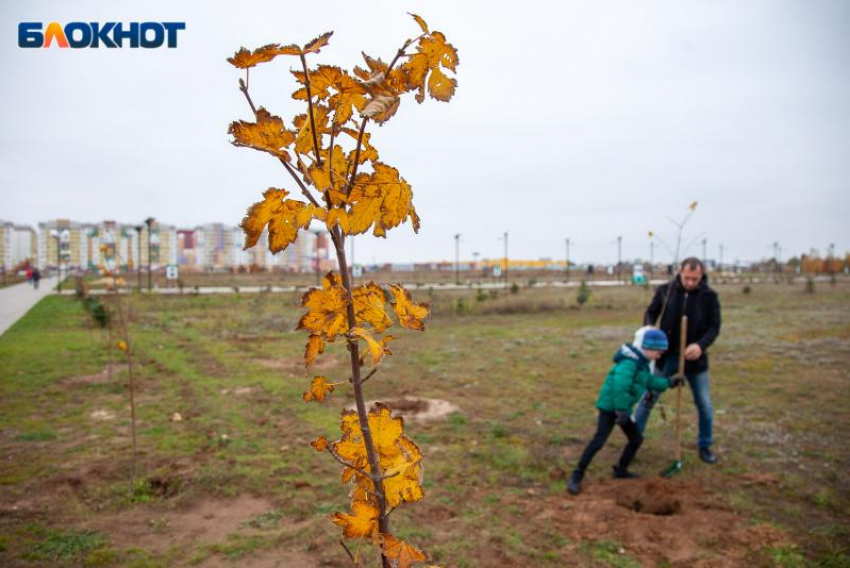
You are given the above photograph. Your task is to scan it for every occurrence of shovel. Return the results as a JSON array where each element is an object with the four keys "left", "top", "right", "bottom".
[{"left": 661, "top": 312, "right": 688, "bottom": 478}]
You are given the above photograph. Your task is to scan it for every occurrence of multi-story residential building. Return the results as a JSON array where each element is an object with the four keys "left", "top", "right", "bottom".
[
  {"left": 38, "top": 219, "right": 92, "bottom": 270},
  {"left": 176, "top": 229, "right": 201, "bottom": 270},
  {"left": 87, "top": 221, "right": 138, "bottom": 272},
  {"left": 0, "top": 221, "right": 38, "bottom": 270}
]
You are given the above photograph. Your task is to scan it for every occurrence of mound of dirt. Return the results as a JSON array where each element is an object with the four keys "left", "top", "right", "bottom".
[
  {"left": 356, "top": 396, "right": 460, "bottom": 422},
  {"left": 533, "top": 477, "right": 794, "bottom": 566}
]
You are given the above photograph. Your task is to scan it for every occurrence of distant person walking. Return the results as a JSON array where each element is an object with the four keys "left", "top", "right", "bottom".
[
  {"left": 31, "top": 268, "right": 41, "bottom": 290},
  {"left": 633, "top": 257, "right": 721, "bottom": 463},
  {"left": 25, "top": 266, "right": 34, "bottom": 287}
]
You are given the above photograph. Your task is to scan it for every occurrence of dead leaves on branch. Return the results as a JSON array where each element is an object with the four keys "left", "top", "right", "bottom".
[
  {"left": 230, "top": 17, "right": 456, "bottom": 566},
  {"left": 303, "top": 376, "right": 336, "bottom": 403},
  {"left": 389, "top": 285, "right": 430, "bottom": 331},
  {"left": 297, "top": 272, "right": 349, "bottom": 341},
  {"left": 298, "top": 276, "right": 428, "bottom": 369},
  {"left": 403, "top": 31, "right": 459, "bottom": 103},
  {"left": 333, "top": 403, "right": 424, "bottom": 510},
  {"left": 226, "top": 32, "right": 333, "bottom": 69},
  {"left": 346, "top": 164, "right": 420, "bottom": 238},
  {"left": 382, "top": 533, "right": 426, "bottom": 568}
]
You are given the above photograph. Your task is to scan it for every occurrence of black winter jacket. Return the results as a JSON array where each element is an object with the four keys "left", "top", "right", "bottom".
[{"left": 643, "top": 274, "right": 721, "bottom": 374}]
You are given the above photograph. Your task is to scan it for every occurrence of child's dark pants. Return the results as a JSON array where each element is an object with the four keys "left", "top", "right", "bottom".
[{"left": 576, "top": 410, "right": 643, "bottom": 474}]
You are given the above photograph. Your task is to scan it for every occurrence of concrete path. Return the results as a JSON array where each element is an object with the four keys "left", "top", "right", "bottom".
[{"left": 0, "top": 276, "right": 58, "bottom": 337}]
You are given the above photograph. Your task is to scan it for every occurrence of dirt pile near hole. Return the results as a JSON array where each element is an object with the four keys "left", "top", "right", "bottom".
[{"left": 537, "top": 477, "right": 793, "bottom": 566}]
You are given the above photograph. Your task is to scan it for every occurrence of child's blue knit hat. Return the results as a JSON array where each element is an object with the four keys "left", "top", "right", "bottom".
[{"left": 641, "top": 328, "right": 668, "bottom": 351}]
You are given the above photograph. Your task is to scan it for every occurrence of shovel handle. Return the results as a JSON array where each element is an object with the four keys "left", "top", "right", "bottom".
[{"left": 675, "top": 315, "right": 688, "bottom": 462}]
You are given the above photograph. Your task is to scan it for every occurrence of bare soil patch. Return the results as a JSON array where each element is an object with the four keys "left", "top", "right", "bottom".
[
  {"left": 254, "top": 355, "right": 342, "bottom": 373},
  {"left": 60, "top": 364, "right": 121, "bottom": 387},
  {"left": 90, "top": 495, "right": 276, "bottom": 554}
]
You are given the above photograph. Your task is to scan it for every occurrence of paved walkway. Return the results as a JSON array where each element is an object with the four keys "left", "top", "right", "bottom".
[{"left": 0, "top": 277, "right": 57, "bottom": 337}]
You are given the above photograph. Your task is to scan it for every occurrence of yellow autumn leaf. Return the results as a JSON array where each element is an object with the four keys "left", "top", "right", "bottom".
[
  {"left": 297, "top": 271, "right": 350, "bottom": 340},
  {"left": 240, "top": 188, "right": 318, "bottom": 253},
  {"left": 330, "top": 500, "right": 379, "bottom": 539},
  {"left": 352, "top": 282, "right": 392, "bottom": 332},
  {"left": 349, "top": 327, "right": 386, "bottom": 367},
  {"left": 347, "top": 164, "right": 419, "bottom": 237},
  {"left": 334, "top": 404, "right": 424, "bottom": 508},
  {"left": 303, "top": 376, "right": 335, "bottom": 403},
  {"left": 309, "top": 145, "right": 350, "bottom": 199},
  {"left": 404, "top": 31, "right": 459, "bottom": 103},
  {"left": 227, "top": 44, "right": 281, "bottom": 69},
  {"left": 359, "top": 335, "right": 395, "bottom": 367},
  {"left": 426, "top": 67, "right": 457, "bottom": 102},
  {"left": 325, "top": 207, "right": 351, "bottom": 234},
  {"left": 304, "top": 334, "right": 326, "bottom": 368},
  {"left": 341, "top": 127, "right": 379, "bottom": 164},
  {"left": 382, "top": 533, "right": 426, "bottom": 568},
  {"left": 349, "top": 434, "right": 424, "bottom": 509},
  {"left": 272, "top": 31, "right": 333, "bottom": 57},
  {"left": 689, "top": 200, "right": 698, "bottom": 211},
  {"left": 409, "top": 13, "right": 429, "bottom": 35},
  {"left": 311, "top": 435, "right": 329, "bottom": 451},
  {"left": 293, "top": 66, "right": 367, "bottom": 125},
  {"left": 117, "top": 340, "right": 128, "bottom": 351},
  {"left": 388, "top": 285, "right": 429, "bottom": 331},
  {"left": 229, "top": 108, "right": 295, "bottom": 161},
  {"left": 334, "top": 403, "right": 402, "bottom": 471},
  {"left": 293, "top": 105, "right": 331, "bottom": 156},
  {"left": 303, "top": 31, "right": 333, "bottom": 54}
]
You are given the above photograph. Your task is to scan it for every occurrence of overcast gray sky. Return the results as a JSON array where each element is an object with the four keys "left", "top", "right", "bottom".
[{"left": 1, "top": 0, "right": 848, "bottom": 264}]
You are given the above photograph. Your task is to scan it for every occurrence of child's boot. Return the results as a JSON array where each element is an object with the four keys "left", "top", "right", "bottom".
[
  {"left": 612, "top": 465, "right": 640, "bottom": 479},
  {"left": 567, "top": 470, "right": 584, "bottom": 495}
]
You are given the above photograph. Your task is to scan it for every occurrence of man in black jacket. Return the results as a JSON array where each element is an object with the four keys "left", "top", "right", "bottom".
[{"left": 633, "top": 257, "right": 721, "bottom": 463}]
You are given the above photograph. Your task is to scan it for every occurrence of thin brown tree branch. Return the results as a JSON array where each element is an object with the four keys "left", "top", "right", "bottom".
[
  {"left": 330, "top": 226, "right": 392, "bottom": 568},
  {"left": 300, "top": 53, "right": 323, "bottom": 167},
  {"left": 345, "top": 117, "right": 368, "bottom": 197}
]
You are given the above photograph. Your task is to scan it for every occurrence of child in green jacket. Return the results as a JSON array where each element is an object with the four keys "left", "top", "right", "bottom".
[{"left": 568, "top": 327, "right": 683, "bottom": 495}]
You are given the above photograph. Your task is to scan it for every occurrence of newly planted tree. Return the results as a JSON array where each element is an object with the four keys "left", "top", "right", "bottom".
[
  {"left": 97, "top": 248, "right": 140, "bottom": 493},
  {"left": 228, "top": 14, "right": 458, "bottom": 566}
]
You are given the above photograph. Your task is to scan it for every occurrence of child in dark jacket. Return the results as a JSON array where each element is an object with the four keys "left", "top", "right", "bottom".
[{"left": 568, "top": 327, "right": 683, "bottom": 495}]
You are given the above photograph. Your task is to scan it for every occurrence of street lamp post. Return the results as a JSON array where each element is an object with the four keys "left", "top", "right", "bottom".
[
  {"left": 135, "top": 225, "right": 143, "bottom": 290},
  {"left": 144, "top": 217, "right": 155, "bottom": 291},
  {"left": 502, "top": 231, "right": 509, "bottom": 288},
  {"left": 454, "top": 233, "right": 461, "bottom": 285},
  {"left": 616, "top": 235, "right": 622, "bottom": 283},
  {"left": 51, "top": 232, "right": 61, "bottom": 292}
]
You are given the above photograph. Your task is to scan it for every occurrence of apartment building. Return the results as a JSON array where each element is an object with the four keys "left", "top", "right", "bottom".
[{"left": 0, "top": 221, "right": 38, "bottom": 270}]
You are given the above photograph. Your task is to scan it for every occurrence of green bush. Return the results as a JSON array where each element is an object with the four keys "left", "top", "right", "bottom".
[{"left": 576, "top": 281, "right": 591, "bottom": 306}]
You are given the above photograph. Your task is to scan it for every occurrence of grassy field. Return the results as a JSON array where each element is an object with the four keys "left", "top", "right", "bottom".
[{"left": 0, "top": 280, "right": 848, "bottom": 567}]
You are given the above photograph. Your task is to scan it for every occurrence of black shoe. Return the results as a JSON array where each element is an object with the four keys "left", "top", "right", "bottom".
[
  {"left": 567, "top": 471, "right": 583, "bottom": 495},
  {"left": 699, "top": 447, "right": 717, "bottom": 464},
  {"left": 612, "top": 466, "right": 641, "bottom": 479}
]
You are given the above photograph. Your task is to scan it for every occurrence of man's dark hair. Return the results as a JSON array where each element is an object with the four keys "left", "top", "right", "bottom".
[{"left": 680, "top": 257, "right": 705, "bottom": 272}]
